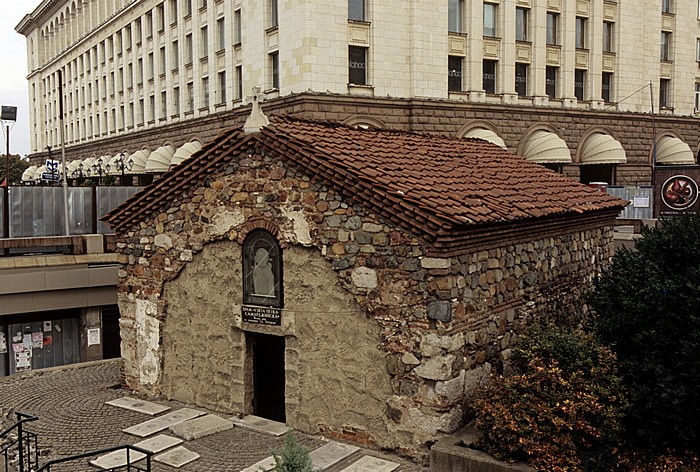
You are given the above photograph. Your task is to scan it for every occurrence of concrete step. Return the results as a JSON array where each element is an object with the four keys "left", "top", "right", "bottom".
[
  {"left": 169, "top": 414, "right": 233, "bottom": 441},
  {"left": 105, "top": 396, "right": 171, "bottom": 416},
  {"left": 88, "top": 434, "right": 184, "bottom": 470},
  {"left": 310, "top": 441, "right": 360, "bottom": 470}
]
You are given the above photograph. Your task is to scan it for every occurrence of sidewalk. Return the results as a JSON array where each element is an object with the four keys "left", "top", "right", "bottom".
[{"left": 0, "top": 360, "right": 427, "bottom": 471}]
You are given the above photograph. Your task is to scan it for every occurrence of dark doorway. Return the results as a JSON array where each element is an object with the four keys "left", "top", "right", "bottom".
[
  {"left": 102, "top": 306, "right": 121, "bottom": 359},
  {"left": 580, "top": 164, "right": 615, "bottom": 185},
  {"left": 251, "top": 332, "right": 286, "bottom": 423}
]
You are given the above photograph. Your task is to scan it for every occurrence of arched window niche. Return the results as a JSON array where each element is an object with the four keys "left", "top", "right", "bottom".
[{"left": 243, "top": 230, "right": 283, "bottom": 308}]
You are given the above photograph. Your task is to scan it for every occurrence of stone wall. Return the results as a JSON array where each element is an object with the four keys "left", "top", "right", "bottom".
[
  {"left": 115, "top": 144, "right": 616, "bottom": 456},
  {"left": 31, "top": 92, "right": 699, "bottom": 187}
]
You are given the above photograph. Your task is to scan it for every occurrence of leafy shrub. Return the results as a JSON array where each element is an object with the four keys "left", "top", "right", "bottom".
[
  {"left": 269, "top": 432, "right": 319, "bottom": 472},
  {"left": 591, "top": 215, "right": 700, "bottom": 454},
  {"left": 472, "top": 324, "right": 626, "bottom": 472}
]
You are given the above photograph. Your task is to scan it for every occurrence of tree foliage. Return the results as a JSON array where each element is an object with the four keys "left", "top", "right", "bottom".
[
  {"left": 269, "top": 433, "right": 319, "bottom": 472},
  {"left": 473, "top": 324, "right": 626, "bottom": 472},
  {"left": 1, "top": 154, "right": 29, "bottom": 185},
  {"left": 591, "top": 215, "right": 700, "bottom": 454}
]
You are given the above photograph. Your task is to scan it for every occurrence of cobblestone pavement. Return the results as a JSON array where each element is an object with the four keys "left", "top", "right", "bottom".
[{"left": 0, "top": 360, "right": 428, "bottom": 472}]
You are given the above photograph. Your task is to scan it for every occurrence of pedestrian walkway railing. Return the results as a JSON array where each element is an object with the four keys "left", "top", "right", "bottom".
[
  {"left": 0, "top": 411, "right": 39, "bottom": 472},
  {"left": 34, "top": 444, "right": 152, "bottom": 472}
]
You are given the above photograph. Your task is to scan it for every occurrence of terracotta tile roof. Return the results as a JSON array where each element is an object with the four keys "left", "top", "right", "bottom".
[{"left": 105, "top": 115, "right": 626, "bottom": 244}]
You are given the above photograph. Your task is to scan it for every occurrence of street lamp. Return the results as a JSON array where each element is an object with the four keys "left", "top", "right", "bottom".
[
  {"left": 91, "top": 157, "right": 106, "bottom": 185},
  {"left": 115, "top": 152, "right": 133, "bottom": 185},
  {"left": 71, "top": 162, "right": 85, "bottom": 185}
]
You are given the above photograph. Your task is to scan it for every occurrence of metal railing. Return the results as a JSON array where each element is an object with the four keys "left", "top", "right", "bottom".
[
  {"left": 0, "top": 412, "right": 39, "bottom": 472},
  {"left": 35, "top": 444, "right": 152, "bottom": 472}
]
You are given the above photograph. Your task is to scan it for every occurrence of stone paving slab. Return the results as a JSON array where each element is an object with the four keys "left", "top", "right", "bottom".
[
  {"left": 239, "top": 455, "right": 277, "bottom": 472},
  {"left": 339, "top": 455, "right": 400, "bottom": 472},
  {"left": 231, "top": 414, "right": 290, "bottom": 437},
  {"left": 310, "top": 441, "right": 361, "bottom": 470},
  {"left": 170, "top": 414, "right": 233, "bottom": 441},
  {"left": 89, "top": 449, "right": 146, "bottom": 470},
  {"left": 155, "top": 446, "right": 200, "bottom": 468},
  {"left": 106, "top": 397, "right": 171, "bottom": 416},
  {"left": 123, "top": 408, "right": 205, "bottom": 438},
  {"left": 135, "top": 434, "right": 184, "bottom": 453}
]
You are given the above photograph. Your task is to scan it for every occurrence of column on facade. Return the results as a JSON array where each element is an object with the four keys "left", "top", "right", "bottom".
[
  {"left": 588, "top": 0, "right": 604, "bottom": 107},
  {"left": 466, "top": 0, "right": 485, "bottom": 100},
  {"left": 530, "top": 0, "right": 547, "bottom": 103},
  {"left": 559, "top": 0, "right": 577, "bottom": 105},
  {"left": 500, "top": 0, "right": 517, "bottom": 103}
]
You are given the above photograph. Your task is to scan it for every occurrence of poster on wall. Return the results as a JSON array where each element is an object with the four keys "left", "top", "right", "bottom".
[
  {"left": 0, "top": 332, "right": 6, "bottom": 354},
  {"left": 655, "top": 166, "right": 700, "bottom": 217},
  {"left": 15, "top": 350, "right": 31, "bottom": 371},
  {"left": 87, "top": 328, "right": 101, "bottom": 346}
]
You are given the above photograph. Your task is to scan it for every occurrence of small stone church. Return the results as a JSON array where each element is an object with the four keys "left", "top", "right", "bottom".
[{"left": 105, "top": 105, "right": 625, "bottom": 457}]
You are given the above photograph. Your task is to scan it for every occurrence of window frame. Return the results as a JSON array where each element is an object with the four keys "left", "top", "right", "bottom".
[
  {"left": 483, "top": 59, "right": 496, "bottom": 94},
  {"left": 546, "top": 66, "right": 557, "bottom": 99},
  {"left": 270, "top": 51, "right": 280, "bottom": 89},
  {"left": 449, "top": 0, "right": 464, "bottom": 33},
  {"left": 659, "top": 78, "right": 671, "bottom": 108},
  {"left": 575, "top": 17, "right": 587, "bottom": 49},
  {"left": 515, "top": 62, "right": 528, "bottom": 97},
  {"left": 243, "top": 230, "right": 283, "bottom": 308},
  {"left": 448, "top": 55, "right": 463, "bottom": 92},
  {"left": 602, "top": 72, "right": 613, "bottom": 103},
  {"left": 349, "top": 0, "right": 366, "bottom": 22},
  {"left": 516, "top": 7, "right": 528, "bottom": 42},
  {"left": 546, "top": 12, "right": 559, "bottom": 46},
  {"left": 660, "top": 31, "right": 672, "bottom": 61},
  {"left": 575, "top": 68, "right": 586, "bottom": 101},
  {"left": 603, "top": 21, "right": 614, "bottom": 53},
  {"left": 483, "top": 3, "right": 497, "bottom": 38},
  {"left": 348, "top": 46, "right": 368, "bottom": 86}
]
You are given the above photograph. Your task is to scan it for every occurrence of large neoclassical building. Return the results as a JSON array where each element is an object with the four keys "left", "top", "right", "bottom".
[{"left": 15, "top": 0, "right": 700, "bottom": 185}]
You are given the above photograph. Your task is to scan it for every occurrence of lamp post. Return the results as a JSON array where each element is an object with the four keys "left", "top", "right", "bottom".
[
  {"left": 91, "top": 157, "right": 106, "bottom": 185},
  {"left": 115, "top": 152, "right": 133, "bottom": 185},
  {"left": 71, "top": 162, "right": 85, "bottom": 186}
]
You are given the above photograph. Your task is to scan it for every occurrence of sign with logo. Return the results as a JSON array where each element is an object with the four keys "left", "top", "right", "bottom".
[
  {"left": 655, "top": 166, "right": 700, "bottom": 217},
  {"left": 1, "top": 106, "right": 17, "bottom": 121},
  {"left": 242, "top": 305, "right": 282, "bottom": 326},
  {"left": 41, "top": 160, "right": 61, "bottom": 182}
]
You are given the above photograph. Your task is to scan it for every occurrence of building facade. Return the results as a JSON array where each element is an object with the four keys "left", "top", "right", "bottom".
[{"left": 15, "top": 0, "right": 700, "bottom": 186}]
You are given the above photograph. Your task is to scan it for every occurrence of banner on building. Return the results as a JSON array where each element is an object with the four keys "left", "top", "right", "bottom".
[{"left": 655, "top": 166, "right": 700, "bottom": 217}]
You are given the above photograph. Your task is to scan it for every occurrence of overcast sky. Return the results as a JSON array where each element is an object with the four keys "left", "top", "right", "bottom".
[{"left": 1, "top": 1, "right": 43, "bottom": 157}]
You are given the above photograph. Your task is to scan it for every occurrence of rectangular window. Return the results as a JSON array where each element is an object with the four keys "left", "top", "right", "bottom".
[
  {"left": 483, "top": 59, "right": 496, "bottom": 94},
  {"left": 161, "top": 90, "right": 167, "bottom": 117},
  {"left": 172, "top": 40, "right": 179, "bottom": 69},
  {"left": 659, "top": 78, "right": 670, "bottom": 108},
  {"left": 146, "top": 12, "right": 153, "bottom": 37},
  {"left": 160, "top": 46, "right": 166, "bottom": 75},
  {"left": 515, "top": 63, "right": 528, "bottom": 97},
  {"left": 218, "top": 70, "right": 226, "bottom": 103},
  {"left": 349, "top": 0, "right": 365, "bottom": 21},
  {"left": 186, "top": 33, "right": 193, "bottom": 64},
  {"left": 546, "top": 66, "right": 557, "bottom": 98},
  {"left": 270, "top": 0, "right": 279, "bottom": 28},
  {"left": 110, "top": 71, "right": 115, "bottom": 95},
  {"left": 575, "top": 69, "right": 586, "bottom": 101},
  {"left": 174, "top": 86, "right": 180, "bottom": 114},
  {"left": 516, "top": 7, "right": 528, "bottom": 41},
  {"left": 660, "top": 31, "right": 672, "bottom": 61},
  {"left": 117, "top": 67, "right": 124, "bottom": 92},
  {"left": 108, "top": 37, "right": 114, "bottom": 59},
  {"left": 696, "top": 38, "right": 700, "bottom": 62},
  {"left": 270, "top": 51, "right": 280, "bottom": 89},
  {"left": 217, "top": 17, "right": 225, "bottom": 51},
  {"left": 602, "top": 72, "right": 613, "bottom": 102},
  {"left": 449, "top": 0, "right": 463, "bottom": 33},
  {"left": 185, "top": 0, "right": 192, "bottom": 17},
  {"left": 148, "top": 52, "right": 154, "bottom": 79},
  {"left": 170, "top": 0, "right": 178, "bottom": 23},
  {"left": 187, "top": 82, "right": 194, "bottom": 111},
  {"left": 448, "top": 56, "right": 463, "bottom": 92},
  {"left": 546, "top": 12, "right": 558, "bottom": 45},
  {"left": 200, "top": 0, "right": 207, "bottom": 9},
  {"left": 236, "top": 64, "right": 243, "bottom": 100},
  {"left": 202, "top": 77, "right": 209, "bottom": 107},
  {"left": 127, "top": 63, "right": 133, "bottom": 88},
  {"left": 116, "top": 31, "right": 122, "bottom": 55},
  {"left": 201, "top": 26, "right": 208, "bottom": 58},
  {"left": 483, "top": 3, "right": 497, "bottom": 37},
  {"left": 140, "top": 98, "right": 145, "bottom": 124},
  {"left": 348, "top": 46, "right": 367, "bottom": 85},
  {"left": 575, "top": 17, "right": 587, "bottom": 49},
  {"left": 662, "top": 0, "right": 671, "bottom": 13},
  {"left": 694, "top": 82, "right": 700, "bottom": 112},
  {"left": 135, "top": 18, "right": 142, "bottom": 43},
  {"left": 234, "top": 10, "right": 242, "bottom": 44},
  {"left": 157, "top": 3, "right": 165, "bottom": 31},
  {"left": 137, "top": 58, "right": 143, "bottom": 84},
  {"left": 603, "top": 21, "right": 614, "bottom": 53},
  {"left": 125, "top": 26, "right": 132, "bottom": 49}
]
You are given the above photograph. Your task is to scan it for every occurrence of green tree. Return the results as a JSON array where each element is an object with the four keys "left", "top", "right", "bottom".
[
  {"left": 2, "top": 154, "right": 30, "bottom": 185},
  {"left": 268, "top": 433, "right": 319, "bottom": 472},
  {"left": 591, "top": 215, "right": 700, "bottom": 454}
]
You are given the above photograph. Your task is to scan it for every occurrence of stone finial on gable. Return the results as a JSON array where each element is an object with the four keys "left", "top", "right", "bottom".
[{"left": 244, "top": 86, "right": 269, "bottom": 134}]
